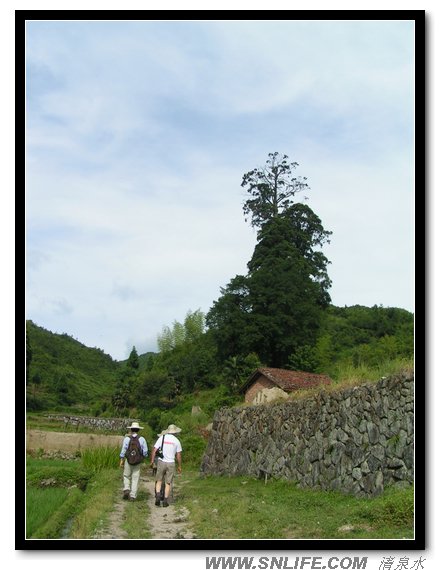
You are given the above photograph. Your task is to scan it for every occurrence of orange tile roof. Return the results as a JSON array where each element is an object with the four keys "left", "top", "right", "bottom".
[{"left": 245, "top": 367, "right": 332, "bottom": 392}]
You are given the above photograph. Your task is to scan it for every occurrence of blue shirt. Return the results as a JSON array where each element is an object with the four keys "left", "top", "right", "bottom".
[{"left": 120, "top": 434, "right": 148, "bottom": 459}]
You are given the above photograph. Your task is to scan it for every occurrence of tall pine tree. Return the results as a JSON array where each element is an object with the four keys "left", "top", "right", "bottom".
[{"left": 207, "top": 152, "right": 332, "bottom": 368}]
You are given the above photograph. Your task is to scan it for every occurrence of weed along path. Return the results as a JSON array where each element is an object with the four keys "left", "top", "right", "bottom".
[{"left": 94, "top": 470, "right": 195, "bottom": 540}]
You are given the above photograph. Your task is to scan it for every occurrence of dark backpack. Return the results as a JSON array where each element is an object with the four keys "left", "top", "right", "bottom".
[{"left": 125, "top": 435, "right": 144, "bottom": 465}]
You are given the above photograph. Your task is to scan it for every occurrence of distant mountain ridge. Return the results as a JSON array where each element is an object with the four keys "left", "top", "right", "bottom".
[{"left": 26, "top": 320, "right": 121, "bottom": 411}]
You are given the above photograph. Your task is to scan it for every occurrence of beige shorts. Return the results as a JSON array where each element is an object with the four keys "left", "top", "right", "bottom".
[{"left": 155, "top": 460, "right": 176, "bottom": 485}]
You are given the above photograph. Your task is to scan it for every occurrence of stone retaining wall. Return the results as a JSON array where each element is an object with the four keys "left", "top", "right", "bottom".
[
  {"left": 44, "top": 414, "right": 137, "bottom": 432},
  {"left": 200, "top": 371, "right": 414, "bottom": 497}
]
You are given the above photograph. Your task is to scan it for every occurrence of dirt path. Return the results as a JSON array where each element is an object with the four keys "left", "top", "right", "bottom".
[
  {"left": 144, "top": 476, "right": 195, "bottom": 539},
  {"left": 93, "top": 495, "right": 129, "bottom": 539},
  {"left": 94, "top": 471, "right": 195, "bottom": 540}
]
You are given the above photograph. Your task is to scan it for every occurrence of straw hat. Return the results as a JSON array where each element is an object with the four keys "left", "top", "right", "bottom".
[
  {"left": 128, "top": 421, "right": 143, "bottom": 430},
  {"left": 164, "top": 424, "right": 182, "bottom": 434}
]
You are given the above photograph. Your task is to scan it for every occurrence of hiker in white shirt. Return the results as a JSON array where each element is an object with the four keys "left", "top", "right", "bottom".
[{"left": 150, "top": 424, "right": 183, "bottom": 507}]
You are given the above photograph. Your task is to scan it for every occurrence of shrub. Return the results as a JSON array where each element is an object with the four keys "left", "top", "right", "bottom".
[
  {"left": 179, "top": 434, "right": 207, "bottom": 469},
  {"left": 368, "top": 486, "right": 414, "bottom": 528}
]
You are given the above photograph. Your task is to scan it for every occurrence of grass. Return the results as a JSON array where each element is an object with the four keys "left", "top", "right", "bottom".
[
  {"left": 25, "top": 458, "right": 414, "bottom": 540},
  {"left": 329, "top": 358, "right": 414, "bottom": 386},
  {"left": 26, "top": 451, "right": 154, "bottom": 539},
  {"left": 81, "top": 446, "right": 120, "bottom": 472},
  {"left": 30, "top": 487, "right": 85, "bottom": 538},
  {"left": 26, "top": 459, "right": 91, "bottom": 490},
  {"left": 26, "top": 487, "right": 70, "bottom": 537},
  {"left": 26, "top": 449, "right": 123, "bottom": 539},
  {"left": 121, "top": 487, "right": 152, "bottom": 539},
  {"left": 69, "top": 468, "right": 122, "bottom": 538},
  {"left": 177, "top": 472, "right": 414, "bottom": 540}
]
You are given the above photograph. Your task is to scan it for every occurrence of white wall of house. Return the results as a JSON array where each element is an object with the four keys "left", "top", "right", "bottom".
[{"left": 252, "top": 386, "right": 289, "bottom": 405}]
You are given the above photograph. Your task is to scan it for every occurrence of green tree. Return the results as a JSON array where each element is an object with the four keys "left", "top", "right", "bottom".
[
  {"left": 184, "top": 309, "right": 206, "bottom": 343},
  {"left": 31, "top": 372, "right": 42, "bottom": 397},
  {"left": 287, "top": 345, "right": 319, "bottom": 373},
  {"left": 207, "top": 153, "right": 332, "bottom": 368},
  {"left": 157, "top": 309, "right": 205, "bottom": 353},
  {"left": 313, "top": 333, "right": 334, "bottom": 372},
  {"left": 154, "top": 310, "right": 218, "bottom": 394},
  {"left": 127, "top": 346, "right": 140, "bottom": 370},
  {"left": 157, "top": 324, "right": 175, "bottom": 353},
  {"left": 222, "top": 356, "right": 242, "bottom": 392},
  {"left": 206, "top": 275, "right": 253, "bottom": 361},
  {"left": 242, "top": 151, "right": 309, "bottom": 228},
  {"left": 111, "top": 367, "right": 138, "bottom": 415},
  {"left": 50, "top": 368, "right": 79, "bottom": 406},
  {"left": 248, "top": 206, "right": 332, "bottom": 307},
  {"left": 222, "top": 353, "right": 262, "bottom": 392},
  {"left": 247, "top": 222, "right": 328, "bottom": 366},
  {"left": 157, "top": 334, "right": 218, "bottom": 394},
  {"left": 137, "top": 370, "right": 176, "bottom": 411},
  {"left": 111, "top": 380, "right": 132, "bottom": 415}
]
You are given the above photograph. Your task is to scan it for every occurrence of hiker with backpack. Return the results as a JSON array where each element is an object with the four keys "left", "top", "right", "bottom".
[
  {"left": 119, "top": 421, "right": 149, "bottom": 501},
  {"left": 149, "top": 424, "right": 183, "bottom": 507}
]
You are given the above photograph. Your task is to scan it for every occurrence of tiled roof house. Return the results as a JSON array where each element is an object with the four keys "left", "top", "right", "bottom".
[{"left": 241, "top": 367, "right": 332, "bottom": 405}]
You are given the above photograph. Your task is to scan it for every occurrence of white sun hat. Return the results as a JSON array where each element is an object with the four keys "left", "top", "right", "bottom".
[
  {"left": 128, "top": 421, "right": 143, "bottom": 430},
  {"left": 165, "top": 424, "right": 182, "bottom": 434}
]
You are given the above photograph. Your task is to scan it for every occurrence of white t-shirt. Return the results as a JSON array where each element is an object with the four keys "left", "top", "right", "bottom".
[{"left": 154, "top": 433, "right": 183, "bottom": 463}]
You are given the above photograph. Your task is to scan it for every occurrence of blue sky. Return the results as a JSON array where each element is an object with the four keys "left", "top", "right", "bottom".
[{"left": 25, "top": 19, "right": 415, "bottom": 361}]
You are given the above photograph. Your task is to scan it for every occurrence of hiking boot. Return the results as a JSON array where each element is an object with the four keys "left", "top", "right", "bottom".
[
  {"left": 163, "top": 499, "right": 169, "bottom": 507},
  {"left": 123, "top": 490, "right": 130, "bottom": 500},
  {"left": 155, "top": 494, "right": 161, "bottom": 506}
]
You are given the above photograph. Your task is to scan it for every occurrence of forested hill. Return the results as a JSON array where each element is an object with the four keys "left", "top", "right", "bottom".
[
  {"left": 26, "top": 320, "right": 120, "bottom": 412},
  {"left": 318, "top": 305, "right": 414, "bottom": 368},
  {"left": 26, "top": 303, "right": 413, "bottom": 417}
]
